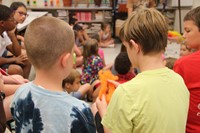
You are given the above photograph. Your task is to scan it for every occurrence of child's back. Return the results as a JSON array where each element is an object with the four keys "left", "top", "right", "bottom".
[
  {"left": 10, "top": 16, "right": 96, "bottom": 132},
  {"left": 100, "top": 8, "right": 189, "bottom": 133},
  {"left": 11, "top": 83, "right": 95, "bottom": 132},
  {"left": 98, "top": 22, "right": 115, "bottom": 48}
]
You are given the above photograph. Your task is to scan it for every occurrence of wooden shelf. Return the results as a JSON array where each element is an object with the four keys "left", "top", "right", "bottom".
[{"left": 27, "top": 6, "right": 112, "bottom": 11}]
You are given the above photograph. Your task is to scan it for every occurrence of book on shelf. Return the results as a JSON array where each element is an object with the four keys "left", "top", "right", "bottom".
[{"left": 76, "top": 12, "right": 92, "bottom": 22}]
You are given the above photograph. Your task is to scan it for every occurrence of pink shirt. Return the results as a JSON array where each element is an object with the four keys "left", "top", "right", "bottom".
[{"left": 98, "top": 48, "right": 104, "bottom": 61}]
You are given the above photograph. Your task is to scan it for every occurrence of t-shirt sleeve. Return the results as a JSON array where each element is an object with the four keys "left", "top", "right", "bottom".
[
  {"left": 102, "top": 85, "right": 133, "bottom": 132},
  {"left": 98, "top": 49, "right": 104, "bottom": 60},
  {"left": 173, "top": 60, "right": 183, "bottom": 77},
  {"left": 3, "top": 32, "right": 12, "bottom": 47}
]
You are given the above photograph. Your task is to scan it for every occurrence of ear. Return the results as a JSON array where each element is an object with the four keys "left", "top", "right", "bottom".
[
  {"left": 0, "top": 21, "right": 5, "bottom": 27},
  {"left": 65, "top": 83, "right": 71, "bottom": 89},
  {"left": 61, "top": 53, "right": 71, "bottom": 68},
  {"left": 130, "top": 39, "right": 140, "bottom": 54}
]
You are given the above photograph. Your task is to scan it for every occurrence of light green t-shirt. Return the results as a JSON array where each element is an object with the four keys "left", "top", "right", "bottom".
[{"left": 102, "top": 67, "right": 189, "bottom": 133}]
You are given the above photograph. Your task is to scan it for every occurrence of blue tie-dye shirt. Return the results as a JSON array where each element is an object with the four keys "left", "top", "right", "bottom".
[{"left": 10, "top": 82, "right": 96, "bottom": 133}]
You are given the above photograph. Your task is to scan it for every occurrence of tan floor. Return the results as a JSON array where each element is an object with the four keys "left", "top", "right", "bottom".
[{"left": 102, "top": 43, "right": 121, "bottom": 65}]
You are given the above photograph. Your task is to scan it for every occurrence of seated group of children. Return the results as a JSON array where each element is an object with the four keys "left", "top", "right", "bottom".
[{"left": 1, "top": 5, "right": 195, "bottom": 132}]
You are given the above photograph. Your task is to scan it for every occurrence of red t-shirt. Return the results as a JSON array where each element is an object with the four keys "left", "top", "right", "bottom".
[
  {"left": 174, "top": 51, "right": 200, "bottom": 133},
  {"left": 117, "top": 72, "right": 135, "bottom": 84}
]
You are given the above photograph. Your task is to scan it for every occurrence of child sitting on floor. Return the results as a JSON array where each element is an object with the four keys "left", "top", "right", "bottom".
[
  {"left": 98, "top": 22, "right": 115, "bottom": 48},
  {"left": 73, "top": 23, "right": 90, "bottom": 47},
  {"left": 114, "top": 52, "right": 136, "bottom": 83},
  {"left": 62, "top": 69, "right": 92, "bottom": 100},
  {"left": 91, "top": 33, "right": 106, "bottom": 67},
  {"left": 81, "top": 39, "right": 104, "bottom": 85}
]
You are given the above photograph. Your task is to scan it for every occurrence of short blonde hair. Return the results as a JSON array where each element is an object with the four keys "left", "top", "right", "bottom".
[
  {"left": 24, "top": 16, "right": 74, "bottom": 69},
  {"left": 124, "top": 8, "right": 168, "bottom": 55}
]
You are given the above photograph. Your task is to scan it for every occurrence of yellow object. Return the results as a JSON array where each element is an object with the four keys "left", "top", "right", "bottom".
[
  {"left": 73, "top": 53, "right": 76, "bottom": 65},
  {"left": 168, "top": 30, "right": 184, "bottom": 43}
]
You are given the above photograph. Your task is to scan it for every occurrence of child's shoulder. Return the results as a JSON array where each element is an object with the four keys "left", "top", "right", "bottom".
[{"left": 90, "top": 55, "right": 102, "bottom": 62}]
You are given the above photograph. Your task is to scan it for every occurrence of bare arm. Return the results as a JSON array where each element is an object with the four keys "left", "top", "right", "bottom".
[
  {"left": 0, "top": 74, "right": 13, "bottom": 121},
  {"left": 16, "top": 35, "right": 24, "bottom": 42},
  {"left": 74, "top": 44, "right": 82, "bottom": 56},
  {"left": 0, "top": 56, "right": 17, "bottom": 66},
  {"left": 0, "top": 55, "right": 26, "bottom": 66},
  {"left": 96, "top": 95, "right": 112, "bottom": 133},
  {"left": 6, "top": 29, "right": 21, "bottom": 56},
  {"left": 3, "top": 74, "right": 29, "bottom": 85},
  {"left": 98, "top": 30, "right": 103, "bottom": 43}
]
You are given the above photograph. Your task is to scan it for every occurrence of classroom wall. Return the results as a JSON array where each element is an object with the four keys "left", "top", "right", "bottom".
[
  {"left": 193, "top": 0, "right": 200, "bottom": 8},
  {"left": 174, "top": 0, "right": 200, "bottom": 33}
]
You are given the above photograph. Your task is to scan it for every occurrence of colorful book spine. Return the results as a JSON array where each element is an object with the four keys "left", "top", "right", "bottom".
[
  {"left": 50, "top": 0, "right": 54, "bottom": 6},
  {"left": 44, "top": 0, "right": 48, "bottom": 6},
  {"left": 56, "top": 0, "right": 59, "bottom": 6},
  {"left": 27, "top": 0, "right": 30, "bottom": 6},
  {"left": 33, "top": 0, "right": 37, "bottom": 6}
]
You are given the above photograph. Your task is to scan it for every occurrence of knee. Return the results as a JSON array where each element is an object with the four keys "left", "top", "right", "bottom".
[{"left": 8, "top": 65, "right": 23, "bottom": 76}]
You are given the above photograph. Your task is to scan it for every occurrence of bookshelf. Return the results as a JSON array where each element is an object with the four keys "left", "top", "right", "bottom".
[{"left": 26, "top": 4, "right": 113, "bottom": 36}]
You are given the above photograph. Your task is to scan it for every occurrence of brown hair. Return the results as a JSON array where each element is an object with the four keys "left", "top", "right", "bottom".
[
  {"left": 119, "top": 23, "right": 127, "bottom": 52},
  {"left": 184, "top": 6, "right": 200, "bottom": 30},
  {"left": 124, "top": 8, "right": 168, "bottom": 55},
  {"left": 62, "top": 69, "right": 81, "bottom": 87},
  {"left": 101, "top": 22, "right": 111, "bottom": 31},
  {"left": 24, "top": 16, "right": 74, "bottom": 69},
  {"left": 165, "top": 57, "right": 177, "bottom": 69},
  {"left": 82, "top": 39, "right": 99, "bottom": 66}
]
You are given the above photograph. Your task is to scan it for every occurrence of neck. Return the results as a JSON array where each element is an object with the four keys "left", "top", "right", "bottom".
[
  {"left": 65, "top": 88, "right": 72, "bottom": 93},
  {"left": 138, "top": 52, "right": 165, "bottom": 72},
  {"left": 33, "top": 69, "right": 64, "bottom": 92}
]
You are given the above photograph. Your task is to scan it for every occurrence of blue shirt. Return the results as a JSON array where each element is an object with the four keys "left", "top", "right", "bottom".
[{"left": 10, "top": 82, "right": 96, "bottom": 133}]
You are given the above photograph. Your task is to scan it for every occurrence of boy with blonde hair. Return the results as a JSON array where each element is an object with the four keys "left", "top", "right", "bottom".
[
  {"left": 96, "top": 8, "right": 189, "bottom": 133},
  {"left": 62, "top": 69, "right": 92, "bottom": 100},
  {"left": 10, "top": 16, "right": 96, "bottom": 132}
]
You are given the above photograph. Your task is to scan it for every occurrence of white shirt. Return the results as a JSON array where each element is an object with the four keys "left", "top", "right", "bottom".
[{"left": 0, "top": 32, "right": 12, "bottom": 56}]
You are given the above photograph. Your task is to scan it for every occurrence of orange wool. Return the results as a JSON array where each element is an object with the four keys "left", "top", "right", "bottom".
[{"left": 98, "top": 70, "right": 118, "bottom": 103}]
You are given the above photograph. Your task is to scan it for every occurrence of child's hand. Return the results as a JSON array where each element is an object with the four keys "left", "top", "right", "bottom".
[
  {"left": 107, "top": 79, "right": 120, "bottom": 88},
  {"left": 6, "top": 27, "right": 16, "bottom": 37},
  {"left": 14, "top": 55, "right": 28, "bottom": 65},
  {"left": 96, "top": 94, "right": 108, "bottom": 118}
]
